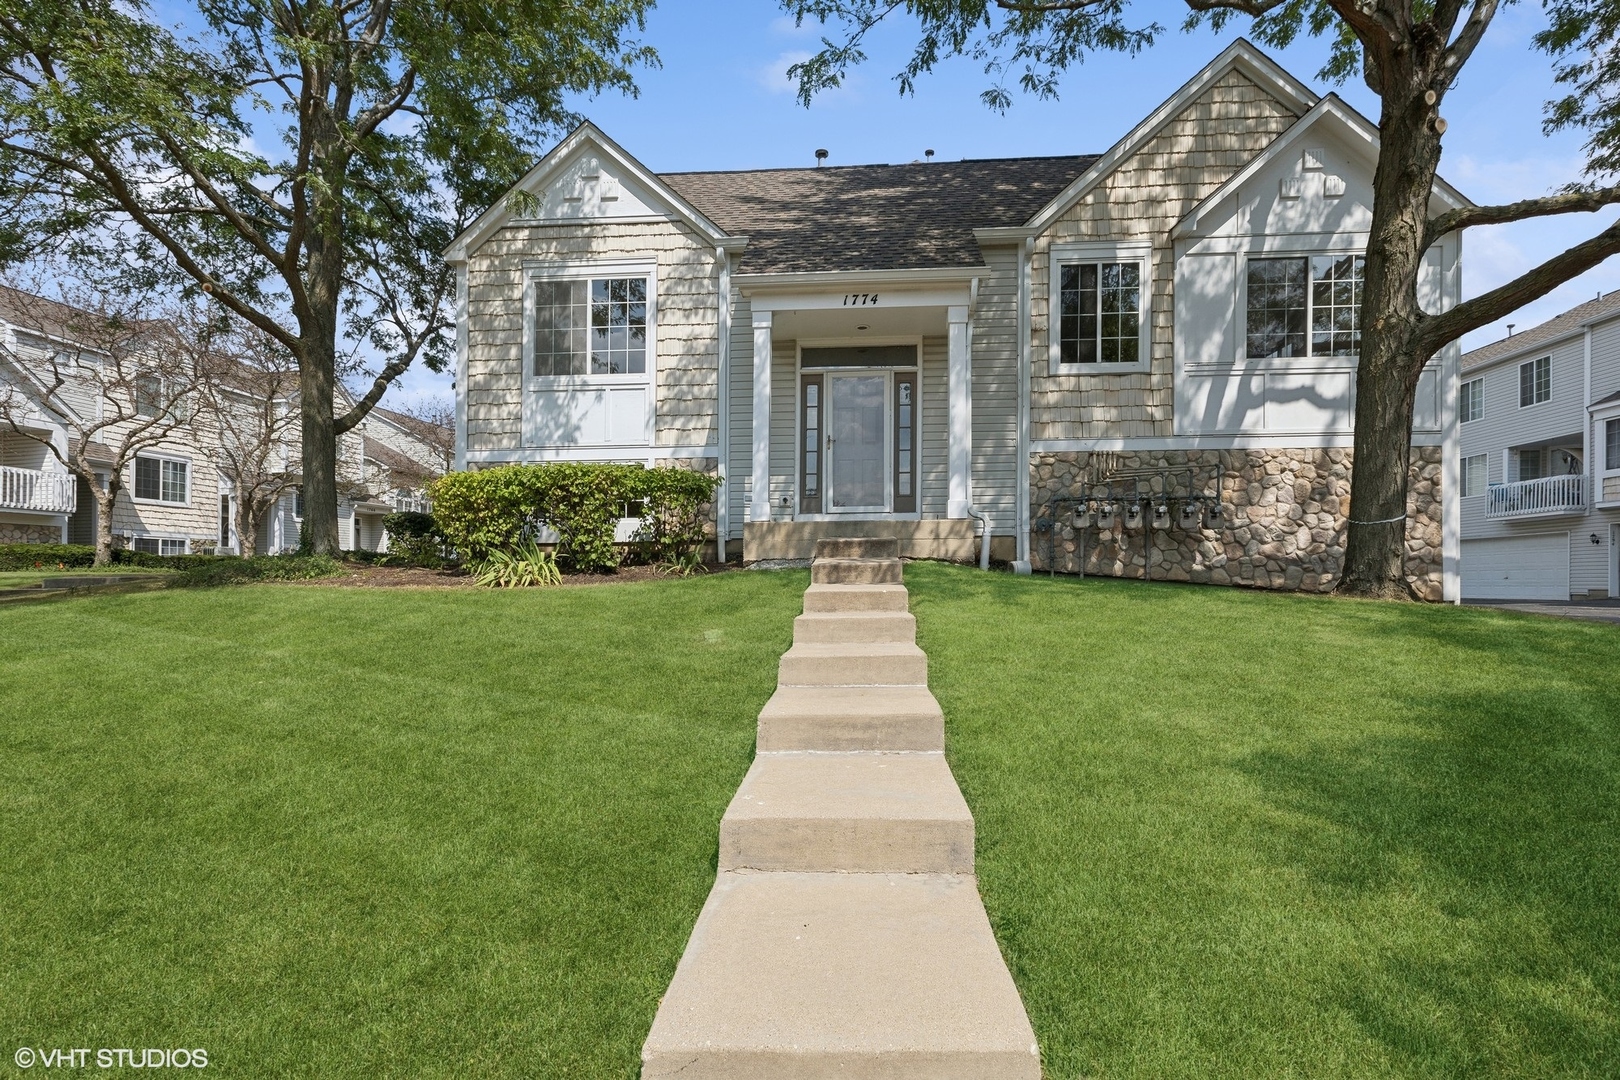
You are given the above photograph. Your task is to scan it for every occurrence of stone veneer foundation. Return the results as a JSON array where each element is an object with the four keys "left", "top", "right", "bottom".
[
  {"left": 0, "top": 521, "right": 64, "bottom": 545},
  {"left": 1030, "top": 447, "right": 1444, "bottom": 601}
]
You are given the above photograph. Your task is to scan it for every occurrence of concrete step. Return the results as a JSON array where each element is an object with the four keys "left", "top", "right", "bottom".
[
  {"left": 814, "top": 536, "right": 900, "bottom": 561},
  {"left": 778, "top": 642, "right": 927, "bottom": 687},
  {"left": 720, "top": 752, "right": 973, "bottom": 874},
  {"left": 642, "top": 870, "right": 1041, "bottom": 1080},
  {"left": 758, "top": 685, "right": 945, "bottom": 752},
  {"left": 811, "top": 557, "right": 903, "bottom": 586},
  {"left": 793, "top": 610, "right": 916, "bottom": 645},
  {"left": 803, "top": 583, "right": 910, "bottom": 613}
]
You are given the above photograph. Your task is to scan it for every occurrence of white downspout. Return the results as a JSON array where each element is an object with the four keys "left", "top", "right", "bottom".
[
  {"left": 453, "top": 262, "right": 469, "bottom": 472},
  {"left": 1014, "top": 237, "right": 1034, "bottom": 574},
  {"left": 715, "top": 245, "right": 731, "bottom": 561}
]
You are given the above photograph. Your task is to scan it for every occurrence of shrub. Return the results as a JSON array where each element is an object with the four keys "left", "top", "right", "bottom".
[
  {"left": 429, "top": 463, "right": 721, "bottom": 573},
  {"left": 0, "top": 543, "right": 97, "bottom": 570},
  {"left": 380, "top": 511, "right": 444, "bottom": 567},
  {"left": 470, "top": 538, "right": 562, "bottom": 588},
  {"left": 174, "top": 554, "right": 344, "bottom": 587}
]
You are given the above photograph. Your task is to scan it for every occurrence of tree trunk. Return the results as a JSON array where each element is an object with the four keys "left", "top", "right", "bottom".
[
  {"left": 94, "top": 481, "right": 118, "bottom": 567},
  {"left": 1339, "top": 52, "right": 1445, "bottom": 598},
  {"left": 299, "top": 345, "right": 340, "bottom": 555},
  {"left": 236, "top": 497, "right": 260, "bottom": 558}
]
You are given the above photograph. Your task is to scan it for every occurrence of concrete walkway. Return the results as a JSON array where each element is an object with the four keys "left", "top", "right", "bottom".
[
  {"left": 1463, "top": 598, "right": 1620, "bottom": 625},
  {"left": 642, "top": 538, "right": 1040, "bottom": 1079}
]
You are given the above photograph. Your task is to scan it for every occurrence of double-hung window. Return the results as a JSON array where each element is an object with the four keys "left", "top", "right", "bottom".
[
  {"left": 1461, "top": 453, "right": 1487, "bottom": 497},
  {"left": 531, "top": 275, "right": 649, "bottom": 376},
  {"left": 133, "top": 455, "right": 188, "bottom": 504},
  {"left": 1460, "top": 378, "right": 1484, "bottom": 423},
  {"left": 133, "top": 536, "right": 187, "bottom": 556},
  {"left": 1519, "top": 356, "right": 1551, "bottom": 406},
  {"left": 1051, "top": 244, "right": 1150, "bottom": 370},
  {"left": 1246, "top": 254, "right": 1366, "bottom": 359},
  {"left": 1605, "top": 417, "right": 1620, "bottom": 471}
]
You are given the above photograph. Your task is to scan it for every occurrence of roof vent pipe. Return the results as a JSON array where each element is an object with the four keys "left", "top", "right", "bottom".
[
  {"left": 1506, "top": 323, "right": 1515, "bottom": 337},
  {"left": 814, "top": 148, "right": 828, "bottom": 166},
  {"left": 925, "top": 149, "right": 935, "bottom": 162}
]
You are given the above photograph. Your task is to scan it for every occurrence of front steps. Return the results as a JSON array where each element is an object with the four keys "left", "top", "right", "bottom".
[{"left": 642, "top": 537, "right": 1039, "bottom": 1080}]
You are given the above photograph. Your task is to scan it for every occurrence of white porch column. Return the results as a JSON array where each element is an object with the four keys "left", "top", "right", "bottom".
[
  {"left": 751, "top": 309, "right": 773, "bottom": 524},
  {"left": 947, "top": 304, "right": 972, "bottom": 518}
]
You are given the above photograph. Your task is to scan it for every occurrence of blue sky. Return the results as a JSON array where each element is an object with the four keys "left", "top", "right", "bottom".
[{"left": 373, "top": 2, "right": 1620, "bottom": 408}]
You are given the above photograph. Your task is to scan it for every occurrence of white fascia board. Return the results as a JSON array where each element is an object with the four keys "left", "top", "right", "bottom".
[
  {"left": 1020, "top": 39, "right": 1321, "bottom": 235},
  {"left": 443, "top": 121, "right": 733, "bottom": 263},
  {"left": 1172, "top": 94, "right": 1471, "bottom": 240},
  {"left": 738, "top": 266, "right": 990, "bottom": 293}
]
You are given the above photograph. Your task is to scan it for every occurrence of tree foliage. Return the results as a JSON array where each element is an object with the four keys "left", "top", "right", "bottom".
[{"left": 0, "top": 0, "right": 655, "bottom": 552}]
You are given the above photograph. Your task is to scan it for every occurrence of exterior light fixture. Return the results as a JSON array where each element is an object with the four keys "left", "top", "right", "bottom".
[{"left": 1592, "top": 533, "right": 1602, "bottom": 545}]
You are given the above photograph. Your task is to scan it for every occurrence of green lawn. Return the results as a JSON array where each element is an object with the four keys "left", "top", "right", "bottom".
[{"left": 2, "top": 566, "right": 1616, "bottom": 1078}]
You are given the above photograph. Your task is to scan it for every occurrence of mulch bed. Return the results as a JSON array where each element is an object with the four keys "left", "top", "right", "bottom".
[{"left": 298, "top": 562, "right": 736, "bottom": 589}]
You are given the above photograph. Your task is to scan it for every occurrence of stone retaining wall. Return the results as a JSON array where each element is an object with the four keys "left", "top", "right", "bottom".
[
  {"left": 0, "top": 521, "right": 63, "bottom": 545},
  {"left": 1029, "top": 447, "right": 1444, "bottom": 600}
]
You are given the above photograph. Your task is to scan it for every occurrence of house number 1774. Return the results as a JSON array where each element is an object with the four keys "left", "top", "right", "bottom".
[{"left": 842, "top": 293, "right": 879, "bottom": 306}]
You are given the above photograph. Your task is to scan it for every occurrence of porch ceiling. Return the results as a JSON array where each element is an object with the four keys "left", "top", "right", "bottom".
[{"left": 771, "top": 304, "right": 949, "bottom": 340}]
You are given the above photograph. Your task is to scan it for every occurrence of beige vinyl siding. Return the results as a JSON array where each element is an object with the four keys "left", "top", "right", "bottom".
[
  {"left": 111, "top": 446, "right": 220, "bottom": 547},
  {"left": 970, "top": 246, "right": 1021, "bottom": 529},
  {"left": 727, "top": 289, "right": 753, "bottom": 539},
  {"left": 1031, "top": 68, "right": 1300, "bottom": 441},
  {"left": 463, "top": 219, "right": 721, "bottom": 454},
  {"left": 767, "top": 338, "right": 797, "bottom": 515},
  {"left": 920, "top": 338, "right": 949, "bottom": 518}
]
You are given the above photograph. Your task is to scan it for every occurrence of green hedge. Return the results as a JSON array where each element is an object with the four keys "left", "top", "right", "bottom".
[
  {"left": 0, "top": 544, "right": 97, "bottom": 570},
  {"left": 174, "top": 554, "right": 344, "bottom": 587},
  {"left": 429, "top": 463, "right": 722, "bottom": 572}
]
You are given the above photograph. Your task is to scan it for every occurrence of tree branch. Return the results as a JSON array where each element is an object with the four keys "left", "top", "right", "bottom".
[
  {"left": 1427, "top": 185, "right": 1620, "bottom": 243},
  {"left": 1417, "top": 217, "right": 1620, "bottom": 353}
]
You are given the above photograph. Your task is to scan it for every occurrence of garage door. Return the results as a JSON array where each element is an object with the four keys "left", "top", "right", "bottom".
[{"left": 1462, "top": 534, "right": 1570, "bottom": 600}]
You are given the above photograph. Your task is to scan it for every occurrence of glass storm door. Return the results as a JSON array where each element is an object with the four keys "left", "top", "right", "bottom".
[{"left": 827, "top": 374, "right": 888, "bottom": 511}]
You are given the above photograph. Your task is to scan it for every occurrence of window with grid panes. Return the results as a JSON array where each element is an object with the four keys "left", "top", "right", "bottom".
[
  {"left": 1460, "top": 378, "right": 1484, "bottom": 423},
  {"left": 1247, "top": 255, "right": 1367, "bottom": 358},
  {"left": 531, "top": 276, "right": 647, "bottom": 376},
  {"left": 1519, "top": 356, "right": 1550, "bottom": 406},
  {"left": 1057, "top": 261, "right": 1141, "bottom": 364}
]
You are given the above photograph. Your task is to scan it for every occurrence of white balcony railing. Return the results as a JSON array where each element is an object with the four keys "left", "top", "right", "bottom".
[
  {"left": 1485, "top": 474, "right": 1586, "bottom": 519},
  {"left": 0, "top": 465, "right": 77, "bottom": 514}
]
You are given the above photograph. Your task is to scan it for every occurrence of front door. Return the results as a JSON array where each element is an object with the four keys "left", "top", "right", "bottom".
[{"left": 827, "top": 373, "right": 888, "bottom": 512}]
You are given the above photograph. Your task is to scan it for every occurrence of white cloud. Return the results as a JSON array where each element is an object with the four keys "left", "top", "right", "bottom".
[{"left": 759, "top": 50, "right": 812, "bottom": 95}]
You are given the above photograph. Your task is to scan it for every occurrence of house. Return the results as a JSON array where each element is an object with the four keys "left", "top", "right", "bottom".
[
  {"left": 1457, "top": 292, "right": 1620, "bottom": 600},
  {"left": 0, "top": 285, "right": 450, "bottom": 557},
  {"left": 0, "top": 286, "right": 227, "bottom": 555},
  {"left": 445, "top": 40, "right": 1465, "bottom": 599},
  {"left": 243, "top": 398, "right": 449, "bottom": 556}
]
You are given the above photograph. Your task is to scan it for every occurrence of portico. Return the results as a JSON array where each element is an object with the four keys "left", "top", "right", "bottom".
[{"left": 740, "top": 269, "right": 981, "bottom": 561}]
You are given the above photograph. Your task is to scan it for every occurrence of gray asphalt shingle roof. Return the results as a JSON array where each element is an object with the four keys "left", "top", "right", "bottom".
[
  {"left": 659, "top": 156, "right": 1099, "bottom": 274},
  {"left": 1461, "top": 290, "right": 1620, "bottom": 371}
]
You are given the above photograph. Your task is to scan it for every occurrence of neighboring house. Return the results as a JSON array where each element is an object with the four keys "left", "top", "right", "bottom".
[
  {"left": 446, "top": 40, "right": 1465, "bottom": 597},
  {"left": 0, "top": 286, "right": 451, "bottom": 557},
  {"left": 252, "top": 398, "right": 450, "bottom": 555},
  {"left": 0, "top": 287, "right": 224, "bottom": 555},
  {"left": 1457, "top": 292, "right": 1620, "bottom": 600}
]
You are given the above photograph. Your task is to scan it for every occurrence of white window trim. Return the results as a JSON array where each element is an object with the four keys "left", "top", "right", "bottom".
[
  {"left": 1459, "top": 377, "right": 1484, "bottom": 424},
  {"left": 520, "top": 258, "right": 658, "bottom": 392},
  {"left": 130, "top": 533, "right": 190, "bottom": 555},
  {"left": 1048, "top": 241, "right": 1152, "bottom": 375},
  {"left": 1518, "top": 355, "right": 1552, "bottom": 409},
  {"left": 1595, "top": 405, "right": 1620, "bottom": 477},
  {"left": 1460, "top": 453, "right": 1488, "bottom": 498},
  {"left": 131, "top": 451, "right": 192, "bottom": 507},
  {"left": 1239, "top": 249, "right": 1366, "bottom": 365}
]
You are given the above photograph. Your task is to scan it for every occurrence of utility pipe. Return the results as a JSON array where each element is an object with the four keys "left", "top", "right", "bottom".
[{"left": 965, "top": 505, "right": 991, "bottom": 570}]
